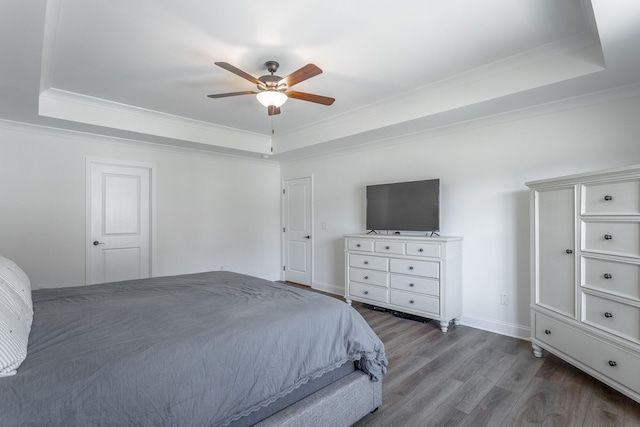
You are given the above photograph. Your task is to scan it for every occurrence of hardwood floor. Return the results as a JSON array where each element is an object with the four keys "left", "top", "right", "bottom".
[{"left": 347, "top": 302, "right": 640, "bottom": 427}]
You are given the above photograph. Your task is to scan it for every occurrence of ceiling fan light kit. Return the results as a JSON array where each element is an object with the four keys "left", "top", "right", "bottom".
[
  {"left": 208, "top": 61, "right": 335, "bottom": 116},
  {"left": 256, "top": 91, "right": 288, "bottom": 108}
]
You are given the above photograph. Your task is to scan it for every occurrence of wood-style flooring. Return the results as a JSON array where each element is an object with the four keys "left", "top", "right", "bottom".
[{"left": 347, "top": 301, "right": 640, "bottom": 427}]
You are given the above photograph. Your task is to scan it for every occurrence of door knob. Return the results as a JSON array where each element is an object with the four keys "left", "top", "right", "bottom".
[
  {"left": 304, "top": 235, "right": 311, "bottom": 239},
  {"left": 93, "top": 241, "right": 105, "bottom": 246}
]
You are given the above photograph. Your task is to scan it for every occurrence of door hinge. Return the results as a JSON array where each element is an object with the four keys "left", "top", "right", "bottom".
[
  {"left": 283, "top": 227, "right": 285, "bottom": 233},
  {"left": 283, "top": 266, "right": 286, "bottom": 271},
  {"left": 282, "top": 189, "right": 286, "bottom": 195}
]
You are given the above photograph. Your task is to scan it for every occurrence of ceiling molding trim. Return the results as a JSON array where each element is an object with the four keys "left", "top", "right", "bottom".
[
  {"left": 0, "top": 118, "right": 279, "bottom": 167},
  {"left": 39, "top": 88, "right": 272, "bottom": 154},
  {"left": 275, "top": 80, "right": 640, "bottom": 164}
]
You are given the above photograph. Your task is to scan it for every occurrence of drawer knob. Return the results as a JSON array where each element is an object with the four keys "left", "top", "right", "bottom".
[
  {"left": 356, "top": 244, "right": 361, "bottom": 247},
  {"left": 608, "top": 360, "right": 617, "bottom": 367},
  {"left": 409, "top": 283, "right": 415, "bottom": 287},
  {"left": 418, "top": 248, "right": 424, "bottom": 252},
  {"left": 544, "top": 329, "right": 551, "bottom": 335},
  {"left": 409, "top": 300, "right": 414, "bottom": 304},
  {"left": 565, "top": 249, "right": 573, "bottom": 254},
  {"left": 364, "top": 261, "right": 369, "bottom": 265},
  {"left": 364, "top": 276, "right": 369, "bottom": 280},
  {"left": 604, "top": 312, "right": 613, "bottom": 318},
  {"left": 604, "top": 195, "right": 613, "bottom": 201},
  {"left": 604, "top": 234, "right": 613, "bottom": 240},
  {"left": 604, "top": 273, "right": 613, "bottom": 279},
  {"left": 409, "top": 266, "right": 414, "bottom": 270},
  {"left": 364, "top": 291, "right": 369, "bottom": 295},
  {"left": 385, "top": 246, "right": 390, "bottom": 250}
]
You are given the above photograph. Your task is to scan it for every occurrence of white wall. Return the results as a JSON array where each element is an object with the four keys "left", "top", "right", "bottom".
[
  {"left": 0, "top": 123, "right": 282, "bottom": 288},
  {"left": 280, "top": 94, "right": 640, "bottom": 339}
]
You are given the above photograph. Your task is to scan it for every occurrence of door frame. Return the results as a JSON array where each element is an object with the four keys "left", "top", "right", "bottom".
[
  {"left": 281, "top": 174, "right": 314, "bottom": 286},
  {"left": 85, "top": 158, "right": 157, "bottom": 285}
]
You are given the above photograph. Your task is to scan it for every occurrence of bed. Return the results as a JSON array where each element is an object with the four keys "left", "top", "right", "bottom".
[{"left": 0, "top": 257, "right": 387, "bottom": 426}]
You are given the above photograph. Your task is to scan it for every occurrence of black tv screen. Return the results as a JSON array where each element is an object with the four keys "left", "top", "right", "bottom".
[{"left": 366, "top": 179, "right": 439, "bottom": 232}]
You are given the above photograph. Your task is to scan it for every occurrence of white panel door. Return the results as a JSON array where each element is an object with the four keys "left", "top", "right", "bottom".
[
  {"left": 284, "top": 177, "right": 312, "bottom": 285},
  {"left": 88, "top": 162, "right": 152, "bottom": 284}
]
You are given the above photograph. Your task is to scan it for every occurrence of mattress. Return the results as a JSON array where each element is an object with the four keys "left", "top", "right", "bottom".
[{"left": 0, "top": 271, "right": 387, "bottom": 426}]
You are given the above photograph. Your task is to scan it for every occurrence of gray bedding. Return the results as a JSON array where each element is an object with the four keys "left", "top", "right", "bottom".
[{"left": 0, "top": 271, "right": 387, "bottom": 426}]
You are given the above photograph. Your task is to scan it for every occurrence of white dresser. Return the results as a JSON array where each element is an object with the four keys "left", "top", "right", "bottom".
[
  {"left": 527, "top": 164, "right": 640, "bottom": 403},
  {"left": 344, "top": 234, "right": 462, "bottom": 332}
]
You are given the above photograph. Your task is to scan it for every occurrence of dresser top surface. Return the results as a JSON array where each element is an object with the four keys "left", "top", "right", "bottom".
[{"left": 344, "top": 233, "right": 463, "bottom": 242}]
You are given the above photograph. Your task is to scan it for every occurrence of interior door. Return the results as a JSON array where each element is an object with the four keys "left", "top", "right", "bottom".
[
  {"left": 88, "top": 161, "right": 152, "bottom": 284},
  {"left": 283, "top": 177, "right": 312, "bottom": 285}
]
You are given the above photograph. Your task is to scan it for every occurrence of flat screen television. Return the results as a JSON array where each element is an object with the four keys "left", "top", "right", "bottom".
[{"left": 366, "top": 179, "right": 439, "bottom": 233}]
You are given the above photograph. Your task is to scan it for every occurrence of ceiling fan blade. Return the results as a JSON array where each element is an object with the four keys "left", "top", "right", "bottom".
[
  {"left": 267, "top": 106, "right": 281, "bottom": 116},
  {"left": 207, "top": 91, "right": 257, "bottom": 98},
  {"left": 280, "top": 64, "right": 322, "bottom": 88},
  {"left": 286, "top": 91, "right": 335, "bottom": 106},
  {"left": 214, "top": 62, "right": 261, "bottom": 85}
]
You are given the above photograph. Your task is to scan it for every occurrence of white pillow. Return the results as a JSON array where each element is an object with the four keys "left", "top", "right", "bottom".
[
  {"left": 0, "top": 256, "right": 33, "bottom": 377},
  {"left": 0, "top": 255, "right": 32, "bottom": 310}
]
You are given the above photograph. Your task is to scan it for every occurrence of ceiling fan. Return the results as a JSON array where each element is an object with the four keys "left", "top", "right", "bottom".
[{"left": 207, "top": 61, "right": 335, "bottom": 116}]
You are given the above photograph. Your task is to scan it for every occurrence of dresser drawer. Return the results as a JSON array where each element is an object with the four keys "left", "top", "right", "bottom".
[
  {"left": 390, "top": 290, "right": 439, "bottom": 315},
  {"left": 349, "top": 254, "right": 388, "bottom": 272},
  {"left": 582, "top": 179, "right": 640, "bottom": 215},
  {"left": 349, "top": 282, "right": 388, "bottom": 304},
  {"left": 406, "top": 242, "right": 441, "bottom": 258},
  {"left": 348, "top": 267, "right": 388, "bottom": 287},
  {"left": 535, "top": 313, "right": 640, "bottom": 393},
  {"left": 374, "top": 241, "right": 405, "bottom": 255},
  {"left": 390, "top": 275, "right": 439, "bottom": 296},
  {"left": 582, "top": 220, "right": 640, "bottom": 258},
  {"left": 582, "top": 256, "right": 640, "bottom": 301},
  {"left": 390, "top": 258, "right": 439, "bottom": 278},
  {"left": 347, "top": 239, "right": 374, "bottom": 252},
  {"left": 582, "top": 293, "right": 640, "bottom": 343}
]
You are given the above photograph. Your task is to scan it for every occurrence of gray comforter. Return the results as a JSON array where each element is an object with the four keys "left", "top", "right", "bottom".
[{"left": 0, "top": 271, "right": 387, "bottom": 426}]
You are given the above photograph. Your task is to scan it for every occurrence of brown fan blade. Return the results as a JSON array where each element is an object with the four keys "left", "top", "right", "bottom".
[
  {"left": 286, "top": 91, "right": 335, "bottom": 106},
  {"left": 280, "top": 64, "right": 322, "bottom": 88},
  {"left": 267, "top": 106, "right": 281, "bottom": 116},
  {"left": 207, "top": 91, "right": 257, "bottom": 98},
  {"left": 214, "top": 62, "right": 261, "bottom": 85}
]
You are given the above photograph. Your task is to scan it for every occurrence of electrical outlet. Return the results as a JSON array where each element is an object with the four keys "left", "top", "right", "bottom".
[{"left": 500, "top": 293, "right": 509, "bottom": 306}]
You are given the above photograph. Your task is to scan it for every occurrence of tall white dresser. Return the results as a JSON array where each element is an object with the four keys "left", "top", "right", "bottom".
[
  {"left": 527, "top": 164, "right": 640, "bottom": 403},
  {"left": 344, "top": 234, "right": 462, "bottom": 332}
]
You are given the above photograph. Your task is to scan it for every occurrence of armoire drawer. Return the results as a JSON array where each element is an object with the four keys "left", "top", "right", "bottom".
[
  {"left": 582, "top": 179, "right": 640, "bottom": 216},
  {"left": 582, "top": 256, "right": 640, "bottom": 301},
  {"left": 390, "top": 274, "right": 439, "bottom": 296},
  {"left": 348, "top": 282, "right": 388, "bottom": 304},
  {"left": 348, "top": 267, "right": 388, "bottom": 287},
  {"left": 535, "top": 313, "right": 640, "bottom": 393},
  {"left": 347, "top": 239, "right": 374, "bottom": 252},
  {"left": 390, "top": 290, "right": 439, "bottom": 315},
  {"left": 582, "top": 220, "right": 640, "bottom": 258},
  {"left": 349, "top": 254, "right": 388, "bottom": 272},
  {"left": 582, "top": 293, "right": 640, "bottom": 343},
  {"left": 390, "top": 258, "right": 439, "bottom": 278}
]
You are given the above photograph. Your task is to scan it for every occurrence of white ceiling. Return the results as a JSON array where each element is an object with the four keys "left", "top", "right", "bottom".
[{"left": 2, "top": 0, "right": 640, "bottom": 159}]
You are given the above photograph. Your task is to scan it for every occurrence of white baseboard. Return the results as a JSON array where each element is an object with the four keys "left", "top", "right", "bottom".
[
  {"left": 460, "top": 314, "right": 531, "bottom": 341},
  {"left": 312, "top": 281, "right": 344, "bottom": 297}
]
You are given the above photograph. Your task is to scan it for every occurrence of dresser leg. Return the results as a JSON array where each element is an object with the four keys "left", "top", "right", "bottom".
[
  {"left": 532, "top": 343, "right": 543, "bottom": 358},
  {"left": 345, "top": 298, "right": 352, "bottom": 306},
  {"left": 453, "top": 317, "right": 461, "bottom": 325},
  {"left": 440, "top": 320, "right": 449, "bottom": 332}
]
